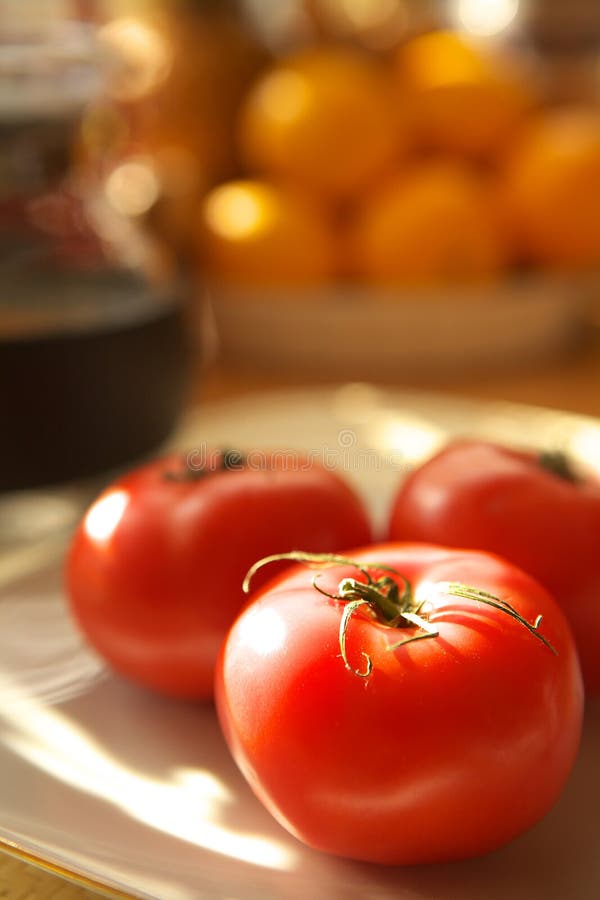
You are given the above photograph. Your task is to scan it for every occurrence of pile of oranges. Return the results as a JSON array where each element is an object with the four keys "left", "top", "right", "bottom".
[{"left": 198, "top": 29, "right": 600, "bottom": 289}]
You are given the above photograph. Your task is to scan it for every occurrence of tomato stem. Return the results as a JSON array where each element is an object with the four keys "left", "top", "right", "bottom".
[
  {"left": 538, "top": 450, "right": 578, "bottom": 483},
  {"left": 339, "top": 600, "right": 373, "bottom": 678},
  {"left": 164, "top": 449, "right": 245, "bottom": 482},
  {"left": 243, "top": 551, "right": 410, "bottom": 597},
  {"left": 439, "top": 582, "right": 558, "bottom": 655},
  {"left": 243, "top": 552, "right": 558, "bottom": 678}
]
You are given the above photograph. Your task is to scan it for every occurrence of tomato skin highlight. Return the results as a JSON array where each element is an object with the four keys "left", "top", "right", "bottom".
[
  {"left": 388, "top": 439, "right": 600, "bottom": 693},
  {"left": 66, "top": 452, "right": 372, "bottom": 699},
  {"left": 216, "top": 543, "right": 583, "bottom": 865}
]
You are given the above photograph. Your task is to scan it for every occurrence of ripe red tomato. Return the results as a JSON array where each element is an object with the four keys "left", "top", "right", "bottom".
[
  {"left": 388, "top": 440, "right": 600, "bottom": 693},
  {"left": 66, "top": 450, "right": 372, "bottom": 699},
  {"left": 216, "top": 543, "right": 583, "bottom": 864}
]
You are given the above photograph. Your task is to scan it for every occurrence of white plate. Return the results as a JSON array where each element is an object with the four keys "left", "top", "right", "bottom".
[
  {"left": 207, "top": 277, "right": 592, "bottom": 373},
  {"left": 1, "top": 385, "right": 600, "bottom": 900}
]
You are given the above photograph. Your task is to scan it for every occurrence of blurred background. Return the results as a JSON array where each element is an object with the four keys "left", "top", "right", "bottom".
[
  {"left": 1, "top": 0, "right": 599, "bottom": 488},
  {"left": 0, "top": 7, "right": 599, "bottom": 896}
]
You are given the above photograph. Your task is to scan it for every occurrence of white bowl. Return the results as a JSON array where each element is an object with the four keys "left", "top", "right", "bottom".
[{"left": 206, "top": 275, "right": 592, "bottom": 374}]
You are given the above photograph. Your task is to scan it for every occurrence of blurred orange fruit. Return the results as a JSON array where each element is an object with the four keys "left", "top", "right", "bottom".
[
  {"left": 198, "top": 179, "right": 338, "bottom": 285},
  {"left": 352, "top": 161, "right": 508, "bottom": 285},
  {"left": 238, "top": 47, "right": 409, "bottom": 198},
  {"left": 500, "top": 108, "right": 600, "bottom": 269},
  {"left": 393, "top": 30, "right": 533, "bottom": 160}
]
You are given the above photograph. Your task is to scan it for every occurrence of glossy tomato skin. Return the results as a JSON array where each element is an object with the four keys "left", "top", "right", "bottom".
[
  {"left": 216, "top": 543, "right": 583, "bottom": 865},
  {"left": 66, "top": 453, "right": 372, "bottom": 699},
  {"left": 388, "top": 440, "right": 600, "bottom": 693}
]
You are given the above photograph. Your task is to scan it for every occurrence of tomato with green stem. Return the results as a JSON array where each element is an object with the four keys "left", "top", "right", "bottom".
[
  {"left": 388, "top": 439, "right": 600, "bottom": 693},
  {"left": 66, "top": 450, "right": 372, "bottom": 699},
  {"left": 216, "top": 544, "right": 583, "bottom": 864}
]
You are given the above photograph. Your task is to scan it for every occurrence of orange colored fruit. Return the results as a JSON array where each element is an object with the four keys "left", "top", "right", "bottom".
[
  {"left": 500, "top": 108, "right": 600, "bottom": 269},
  {"left": 393, "top": 30, "right": 532, "bottom": 160},
  {"left": 352, "top": 161, "right": 508, "bottom": 285},
  {"left": 198, "top": 179, "right": 338, "bottom": 285},
  {"left": 238, "top": 47, "right": 409, "bottom": 198}
]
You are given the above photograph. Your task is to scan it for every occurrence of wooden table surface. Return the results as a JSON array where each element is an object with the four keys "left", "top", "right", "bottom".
[{"left": 2, "top": 323, "right": 600, "bottom": 899}]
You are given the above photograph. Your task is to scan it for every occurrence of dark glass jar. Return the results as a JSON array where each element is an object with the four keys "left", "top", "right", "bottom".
[{"left": 0, "top": 15, "right": 189, "bottom": 491}]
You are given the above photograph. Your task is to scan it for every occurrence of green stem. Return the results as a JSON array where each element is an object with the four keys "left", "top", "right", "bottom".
[
  {"left": 538, "top": 450, "right": 578, "bottom": 484},
  {"left": 164, "top": 448, "right": 245, "bottom": 482},
  {"left": 337, "top": 577, "right": 403, "bottom": 622},
  {"left": 242, "top": 553, "right": 558, "bottom": 680},
  {"left": 441, "top": 582, "right": 558, "bottom": 655},
  {"left": 338, "top": 600, "right": 373, "bottom": 678}
]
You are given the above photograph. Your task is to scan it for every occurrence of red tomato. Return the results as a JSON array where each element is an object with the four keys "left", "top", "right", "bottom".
[
  {"left": 66, "top": 450, "right": 372, "bottom": 698},
  {"left": 388, "top": 440, "right": 600, "bottom": 693},
  {"left": 216, "top": 543, "right": 583, "bottom": 864}
]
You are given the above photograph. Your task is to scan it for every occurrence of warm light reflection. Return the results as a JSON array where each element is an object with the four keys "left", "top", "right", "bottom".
[
  {"left": 98, "top": 17, "right": 172, "bottom": 100},
  {"left": 454, "top": 0, "right": 520, "bottom": 36},
  {"left": 567, "top": 423, "right": 600, "bottom": 477},
  {"left": 105, "top": 159, "right": 161, "bottom": 217},
  {"left": 0, "top": 674, "right": 296, "bottom": 870},
  {"left": 413, "top": 579, "right": 445, "bottom": 616},
  {"left": 237, "top": 607, "right": 286, "bottom": 657},
  {"left": 372, "top": 412, "right": 445, "bottom": 464},
  {"left": 204, "top": 184, "right": 276, "bottom": 241},
  {"left": 84, "top": 489, "right": 129, "bottom": 543},
  {"left": 252, "top": 68, "right": 312, "bottom": 125}
]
